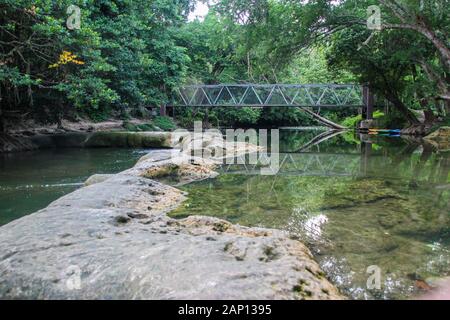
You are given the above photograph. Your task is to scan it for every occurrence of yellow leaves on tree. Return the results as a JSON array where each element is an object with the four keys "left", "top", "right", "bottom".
[
  {"left": 49, "top": 51, "right": 84, "bottom": 69},
  {"left": 24, "top": 5, "right": 36, "bottom": 15}
]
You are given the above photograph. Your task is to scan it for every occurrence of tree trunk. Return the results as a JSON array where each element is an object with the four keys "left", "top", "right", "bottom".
[
  {"left": 385, "top": 92, "right": 421, "bottom": 125},
  {"left": 0, "top": 108, "right": 4, "bottom": 133},
  {"left": 380, "top": 0, "right": 450, "bottom": 71},
  {"left": 0, "top": 88, "right": 4, "bottom": 133},
  {"left": 300, "top": 107, "right": 347, "bottom": 129},
  {"left": 417, "top": 26, "right": 450, "bottom": 72},
  {"left": 26, "top": 63, "right": 34, "bottom": 108},
  {"left": 297, "top": 130, "right": 344, "bottom": 152},
  {"left": 416, "top": 59, "right": 449, "bottom": 100},
  {"left": 423, "top": 110, "right": 436, "bottom": 124}
]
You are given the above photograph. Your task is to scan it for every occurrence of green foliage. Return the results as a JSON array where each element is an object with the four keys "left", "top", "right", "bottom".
[
  {"left": 341, "top": 110, "right": 384, "bottom": 128},
  {"left": 174, "top": 106, "right": 260, "bottom": 128},
  {"left": 282, "top": 47, "right": 356, "bottom": 84},
  {"left": 174, "top": 107, "right": 206, "bottom": 128},
  {"left": 152, "top": 116, "right": 177, "bottom": 131},
  {"left": 123, "top": 121, "right": 157, "bottom": 132},
  {"left": 218, "top": 107, "right": 261, "bottom": 127},
  {"left": 2, "top": 0, "right": 449, "bottom": 130},
  {"left": 341, "top": 131, "right": 361, "bottom": 145},
  {"left": 341, "top": 114, "right": 363, "bottom": 128},
  {"left": 376, "top": 109, "right": 409, "bottom": 129},
  {"left": 0, "top": 0, "right": 191, "bottom": 125},
  {"left": 123, "top": 116, "right": 177, "bottom": 132},
  {"left": 209, "top": 0, "right": 449, "bottom": 127},
  {"left": 258, "top": 108, "right": 314, "bottom": 127}
]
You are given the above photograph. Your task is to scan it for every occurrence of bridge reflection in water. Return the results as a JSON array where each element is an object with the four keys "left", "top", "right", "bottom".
[
  {"left": 171, "top": 129, "right": 450, "bottom": 300},
  {"left": 218, "top": 130, "right": 449, "bottom": 185},
  {"left": 218, "top": 130, "right": 358, "bottom": 177}
]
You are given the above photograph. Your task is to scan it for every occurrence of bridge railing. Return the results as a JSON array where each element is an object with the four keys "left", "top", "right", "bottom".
[{"left": 170, "top": 84, "right": 364, "bottom": 108}]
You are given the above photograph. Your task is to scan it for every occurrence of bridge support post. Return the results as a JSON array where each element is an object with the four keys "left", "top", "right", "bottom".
[
  {"left": 159, "top": 104, "right": 166, "bottom": 117},
  {"left": 360, "top": 141, "right": 373, "bottom": 176},
  {"left": 362, "top": 85, "right": 374, "bottom": 120}
]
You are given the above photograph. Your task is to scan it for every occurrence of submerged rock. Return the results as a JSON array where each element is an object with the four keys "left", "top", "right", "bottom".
[{"left": 133, "top": 154, "right": 219, "bottom": 186}]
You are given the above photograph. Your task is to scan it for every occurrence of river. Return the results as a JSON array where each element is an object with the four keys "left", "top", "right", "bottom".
[
  {"left": 0, "top": 148, "right": 146, "bottom": 225},
  {"left": 0, "top": 130, "right": 449, "bottom": 299},
  {"left": 169, "top": 129, "right": 450, "bottom": 300}
]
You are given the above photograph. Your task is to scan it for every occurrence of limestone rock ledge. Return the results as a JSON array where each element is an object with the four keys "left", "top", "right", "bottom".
[
  {"left": 0, "top": 149, "right": 344, "bottom": 300},
  {"left": 424, "top": 126, "right": 450, "bottom": 151}
]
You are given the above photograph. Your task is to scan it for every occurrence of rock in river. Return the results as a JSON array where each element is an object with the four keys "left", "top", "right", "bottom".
[{"left": 0, "top": 137, "right": 343, "bottom": 299}]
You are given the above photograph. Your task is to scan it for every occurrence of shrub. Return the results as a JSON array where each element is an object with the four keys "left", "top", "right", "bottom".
[
  {"left": 341, "top": 110, "right": 385, "bottom": 128},
  {"left": 152, "top": 116, "right": 177, "bottom": 131}
]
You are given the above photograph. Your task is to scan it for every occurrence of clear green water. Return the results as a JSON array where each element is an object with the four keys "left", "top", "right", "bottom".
[
  {"left": 169, "top": 130, "right": 450, "bottom": 299},
  {"left": 0, "top": 148, "right": 146, "bottom": 226},
  {"left": 1, "top": 131, "right": 449, "bottom": 299}
]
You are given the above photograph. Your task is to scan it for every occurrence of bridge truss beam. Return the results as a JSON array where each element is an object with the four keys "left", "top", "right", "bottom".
[{"left": 170, "top": 84, "right": 364, "bottom": 108}]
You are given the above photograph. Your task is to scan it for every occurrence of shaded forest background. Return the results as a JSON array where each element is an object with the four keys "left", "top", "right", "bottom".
[{"left": 1, "top": 0, "right": 449, "bottom": 130}]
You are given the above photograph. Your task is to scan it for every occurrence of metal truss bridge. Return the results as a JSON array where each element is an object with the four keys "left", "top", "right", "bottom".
[{"left": 170, "top": 84, "right": 365, "bottom": 108}]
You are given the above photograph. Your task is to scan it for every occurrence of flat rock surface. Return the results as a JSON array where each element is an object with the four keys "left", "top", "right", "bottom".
[
  {"left": 425, "top": 126, "right": 450, "bottom": 151},
  {"left": 0, "top": 141, "right": 344, "bottom": 300}
]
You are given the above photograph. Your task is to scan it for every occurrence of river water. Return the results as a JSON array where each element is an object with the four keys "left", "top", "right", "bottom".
[
  {"left": 0, "top": 130, "right": 449, "bottom": 299},
  {"left": 0, "top": 148, "right": 145, "bottom": 225},
  {"left": 169, "top": 129, "right": 450, "bottom": 300}
]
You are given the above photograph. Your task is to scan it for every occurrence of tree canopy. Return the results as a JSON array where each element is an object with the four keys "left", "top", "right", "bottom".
[{"left": 1, "top": 0, "right": 449, "bottom": 129}]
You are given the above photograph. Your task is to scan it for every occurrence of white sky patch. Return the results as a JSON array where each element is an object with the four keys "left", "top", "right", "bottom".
[{"left": 188, "top": 1, "right": 209, "bottom": 22}]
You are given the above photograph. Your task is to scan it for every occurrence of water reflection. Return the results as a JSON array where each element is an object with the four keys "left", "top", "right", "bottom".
[{"left": 170, "top": 129, "right": 450, "bottom": 300}]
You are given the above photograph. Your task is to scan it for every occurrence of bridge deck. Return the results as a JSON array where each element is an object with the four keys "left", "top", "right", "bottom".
[{"left": 170, "top": 84, "right": 364, "bottom": 108}]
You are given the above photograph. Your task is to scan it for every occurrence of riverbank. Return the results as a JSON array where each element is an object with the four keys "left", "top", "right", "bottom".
[
  {"left": 0, "top": 132, "right": 344, "bottom": 299},
  {"left": 4, "top": 118, "right": 144, "bottom": 136},
  {"left": 0, "top": 131, "right": 173, "bottom": 153},
  {"left": 0, "top": 118, "right": 165, "bottom": 153}
]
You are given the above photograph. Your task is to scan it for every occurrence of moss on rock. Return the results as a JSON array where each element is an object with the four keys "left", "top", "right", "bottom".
[{"left": 84, "top": 132, "right": 172, "bottom": 148}]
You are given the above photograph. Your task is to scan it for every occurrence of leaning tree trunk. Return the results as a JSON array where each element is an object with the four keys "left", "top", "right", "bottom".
[
  {"left": 419, "top": 27, "right": 450, "bottom": 73},
  {"left": 385, "top": 92, "right": 421, "bottom": 125},
  {"left": 417, "top": 59, "right": 450, "bottom": 102},
  {"left": 380, "top": 0, "right": 450, "bottom": 71},
  {"left": 300, "top": 107, "right": 347, "bottom": 130}
]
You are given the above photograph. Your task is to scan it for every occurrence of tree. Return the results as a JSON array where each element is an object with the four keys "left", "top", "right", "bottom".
[
  {"left": 211, "top": 0, "right": 449, "bottom": 126},
  {"left": 379, "top": 0, "right": 450, "bottom": 73},
  {"left": 0, "top": 0, "right": 194, "bottom": 128}
]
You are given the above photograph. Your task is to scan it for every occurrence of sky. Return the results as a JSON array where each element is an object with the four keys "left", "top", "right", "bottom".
[{"left": 188, "top": 1, "right": 210, "bottom": 22}]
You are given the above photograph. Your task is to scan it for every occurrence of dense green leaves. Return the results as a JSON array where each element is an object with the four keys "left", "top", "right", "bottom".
[
  {"left": 0, "top": 0, "right": 191, "bottom": 126},
  {"left": 206, "top": 0, "right": 449, "bottom": 125},
  {"left": 1, "top": 0, "right": 449, "bottom": 130}
]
